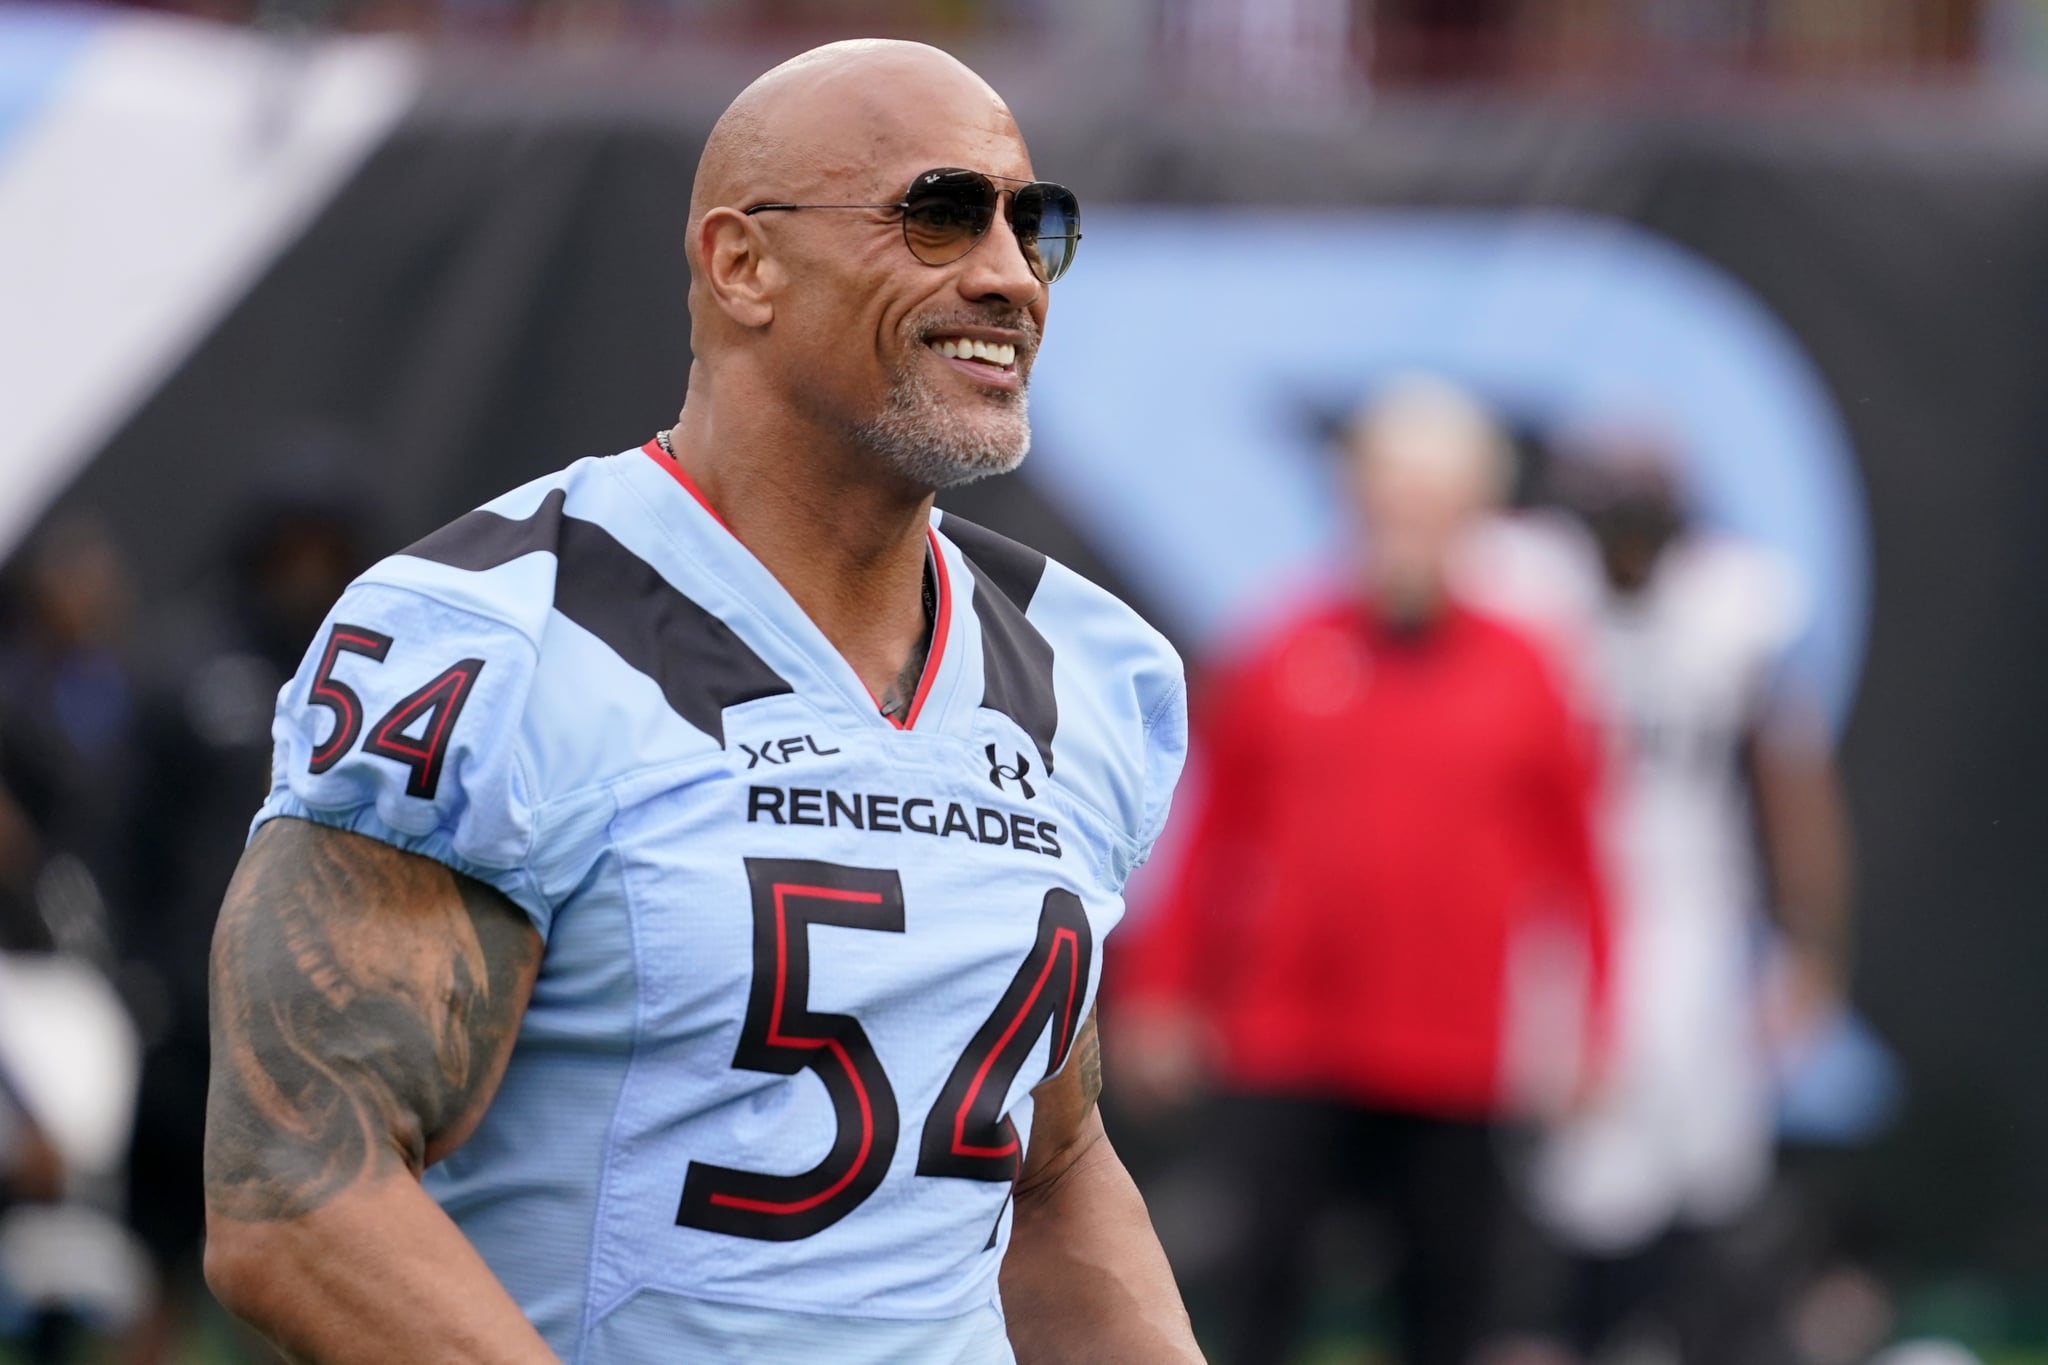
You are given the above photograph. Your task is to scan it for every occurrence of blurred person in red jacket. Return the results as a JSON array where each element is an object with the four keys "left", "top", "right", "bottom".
[{"left": 1113, "top": 376, "right": 1610, "bottom": 1365}]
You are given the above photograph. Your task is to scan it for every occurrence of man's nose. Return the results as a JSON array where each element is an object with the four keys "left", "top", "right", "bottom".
[{"left": 955, "top": 202, "right": 1043, "bottom": 307}]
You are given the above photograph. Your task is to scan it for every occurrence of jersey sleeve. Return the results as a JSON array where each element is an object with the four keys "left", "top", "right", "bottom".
[
  {"left": 1743, "top": 547, "right": 1829, "bottom": 749},
  {"left": 1133, "top": 658, "right": 1190, "bottom": 872},
  {"left": 251, "top": 580, "right": 585, "bottom": 939}
]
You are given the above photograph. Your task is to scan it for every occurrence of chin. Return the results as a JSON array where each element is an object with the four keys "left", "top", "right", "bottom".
[
  {"left": 900, "top": 431, "right": 1030, "bottom": 491},
  {"left": 855, "top": 391, "right": 1031, "bottom": 491}
]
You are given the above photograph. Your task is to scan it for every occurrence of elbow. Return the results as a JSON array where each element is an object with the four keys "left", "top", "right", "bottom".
[{"left": 203, "top": 1214, "right": 287, "bottom": 1329}]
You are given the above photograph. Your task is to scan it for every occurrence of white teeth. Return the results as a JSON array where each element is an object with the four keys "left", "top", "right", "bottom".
[{"left": 928, "top": 337, "right": 1017, "bottom": 368}]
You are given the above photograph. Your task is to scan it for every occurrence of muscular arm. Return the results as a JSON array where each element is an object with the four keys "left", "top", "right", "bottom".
[
  {"left": 203, "top": 817, "right": 558, "bottom": 1364},
  {"left": 1001, "top": 1010, "right": 1204, "bottom": 1363}
]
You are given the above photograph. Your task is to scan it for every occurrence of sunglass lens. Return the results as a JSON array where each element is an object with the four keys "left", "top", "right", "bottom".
[
  {"left": 1013, "top": 182, "right": 1080, "bottom": 283},
  {"left": 902, "top": 170, "right": 997, "bottom": 265}
]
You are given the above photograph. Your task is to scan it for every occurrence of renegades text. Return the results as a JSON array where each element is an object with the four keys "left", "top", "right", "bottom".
[{"left": 746, "top": 785, "right": 1062, "bottom": 860}]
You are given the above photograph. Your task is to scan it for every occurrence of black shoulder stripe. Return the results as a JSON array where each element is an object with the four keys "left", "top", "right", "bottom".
[
  {"left": 404, "top": 488, "right": 573, "bottom": 570},
  {"left": 944, "top": 510, "right": 1049, "bottom": 609},
  {"left": 941, "top": 514, "right": 1058, "bottom": 775},
  {"left": 401, "top": 491, "right": 792, "bottom": 745},
  {"left": 549, "top": 518, "right": 794, "bottom": 746}
]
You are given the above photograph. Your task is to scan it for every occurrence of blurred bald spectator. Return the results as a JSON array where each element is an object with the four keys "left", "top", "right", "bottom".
[
  {"left": 117, "top": 458, "right": 372, "bottom": 1365},
  {"left": 1113, "top": 377, "right": 1609, "bottom": 1365},
  {"left": 1463, "top": 428, "right": 1857, "bottom": 1365}
]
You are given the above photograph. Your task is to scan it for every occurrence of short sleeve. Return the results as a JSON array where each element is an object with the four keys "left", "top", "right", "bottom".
[
  {"left": 1727, "top": 543, "right": 1820, "bottom": 737},
  {"left": 253, "top": 581, "right": 565, "bottom": 937},
  {"left": 1132, "top": 661, "right": 1190, "bottom": 874}
]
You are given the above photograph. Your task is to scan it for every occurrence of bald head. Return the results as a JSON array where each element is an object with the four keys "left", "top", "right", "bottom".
[
  {"left": 1344, "top": 375, "right": 1512, "bottom": 623},
  {"left": 688, "top": 41, "right": 1022, "bottom": 276},
  {"left": 676, "top": 41, "right": 1050, "bottom": 494},
  {"left": 1348, "top": 375, "right": 1512, "bottom": 507}
]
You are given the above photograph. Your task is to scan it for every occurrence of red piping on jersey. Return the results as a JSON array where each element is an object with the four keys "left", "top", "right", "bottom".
[
  {"left": 309, "top": 628, "right": 385, "bottom": 767},
  {"left": 708, "top": 882, "right": 882, "bottom": 1218},
  {"left": 642, "top": 439, "right": 731, "bottom": 530},
  {"left": 850, "top": 528, "right": 950, "bottom": 731},
  {"left": 890, "top": 529, "right": 951, "bottom": 731},
  {"left": 366, "top": 664, "right": 474, "bottom": 765},
  {"left": 643, "top": 441, "right": 951, "bottom": 732}
]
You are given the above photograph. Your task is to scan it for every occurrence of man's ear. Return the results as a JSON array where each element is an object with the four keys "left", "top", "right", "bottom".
[{"left": 697, "top": 208, "right": 779, "bottom": 328}]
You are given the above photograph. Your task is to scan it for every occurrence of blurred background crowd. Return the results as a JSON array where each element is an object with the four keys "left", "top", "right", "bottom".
[
  {"left": 4, "top": 0, "right": 2047, "bottom": 1362},
  {"left": 72, "top": 0, "right": 2026, "bottom": 81}
]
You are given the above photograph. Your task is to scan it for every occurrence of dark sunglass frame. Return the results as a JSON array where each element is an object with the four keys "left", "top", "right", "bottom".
[{"left": 742, "top": 168, "right": 1082, "bottom": 284}]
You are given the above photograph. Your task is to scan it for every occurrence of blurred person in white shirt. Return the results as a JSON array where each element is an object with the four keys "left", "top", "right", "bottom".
[{"left": 1461, "top": 426, "right": 1854, "bottom": 1365}]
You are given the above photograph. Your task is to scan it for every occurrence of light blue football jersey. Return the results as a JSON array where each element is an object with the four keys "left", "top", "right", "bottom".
[{"left": 251, "top": 441, "right": 1188, "bottom": 1363}]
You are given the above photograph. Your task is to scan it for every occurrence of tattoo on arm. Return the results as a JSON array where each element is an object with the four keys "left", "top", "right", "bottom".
[
  {"left": 1016, "top": 1008, "right": 1106, "bottom": 1199},
  {"left": 1073, "top": 1013, "right": 1103, "bottom": 1110},
  {"left": 204, "top": 819, "right": 540, "bottom": 1224}
]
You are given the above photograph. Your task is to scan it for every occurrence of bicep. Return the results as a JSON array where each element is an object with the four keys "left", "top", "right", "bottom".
[{"left": 204, "top": 817, "right": 541, "bottom": 1224}]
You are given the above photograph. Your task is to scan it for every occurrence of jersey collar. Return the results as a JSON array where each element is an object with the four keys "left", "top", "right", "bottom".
[{"left": 640, "top": 440, "right": 956, "bottom": 734}]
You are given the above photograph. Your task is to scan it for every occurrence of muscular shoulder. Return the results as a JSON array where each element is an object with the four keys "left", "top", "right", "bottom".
[
  {"left": 357, "top": 453, "right": 768, "bottom": 783},
  {"left": 365, "top": 454, "right": 675, "bottom": 663},
  {"left": 938, "top": 513, "right": 1180, "bottom": 679},
  {"left": 937, "top": 513, "right": 1187, "bottom": 879},
  {"left": 259, "top": 452, "right": 709, "bottom": 933}
]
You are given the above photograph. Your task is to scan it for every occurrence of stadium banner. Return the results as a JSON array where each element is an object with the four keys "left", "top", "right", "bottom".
[{"left": 0, "top": 4, "right": 419, "bottom": 555}]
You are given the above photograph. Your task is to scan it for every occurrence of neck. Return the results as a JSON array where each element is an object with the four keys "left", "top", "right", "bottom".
[
  {"left": 664, "top": 389, "right": 937, "bottom": 718},
  {"left": 1368, "top": 575, "right": 1450, "bottom": 634}
]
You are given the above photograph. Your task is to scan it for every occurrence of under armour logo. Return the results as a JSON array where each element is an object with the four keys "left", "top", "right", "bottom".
[{"left": 986, "top": 743, "right": 1035, "bottom": 799}]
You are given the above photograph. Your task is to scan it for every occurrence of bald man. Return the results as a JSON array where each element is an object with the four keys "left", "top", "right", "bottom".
[
  {"left": 201, "top": 41, "right": 1201, "bottom": 1364},
  {"left": 1115, "top": 378, "right": 1608, "bottom": 1365}
]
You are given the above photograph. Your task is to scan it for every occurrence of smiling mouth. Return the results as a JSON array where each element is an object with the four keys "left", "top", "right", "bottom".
[{"left": 926, "top": 335, "right": 1018, "bottom": 373}]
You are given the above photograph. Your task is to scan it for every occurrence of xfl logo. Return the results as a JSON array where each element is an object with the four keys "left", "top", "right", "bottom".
[{"left": 985, "top": 744, "right": 1035, "bottom": 799}]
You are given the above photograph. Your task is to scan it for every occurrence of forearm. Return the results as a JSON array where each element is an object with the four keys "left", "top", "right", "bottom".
[
  {"left": 206, "top": 1173, "right": 558, "bottom": 1365},
  {"left": 1001, "top": 1120, "right": 1203, "bottom": 1364},
  {"left": 1749, "top": 731, "right": 1854, "bottom": 968}
]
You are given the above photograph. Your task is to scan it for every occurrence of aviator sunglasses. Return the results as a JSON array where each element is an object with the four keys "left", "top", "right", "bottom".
[{"left": 743, "top": 168, "right": 1082, "bottom": 284}]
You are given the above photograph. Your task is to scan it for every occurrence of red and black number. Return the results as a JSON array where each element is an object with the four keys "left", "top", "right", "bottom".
[
  {"left": 362, "top": 658, "right": 485, "bottom": 799},
  {"left": 917, "top": 889, "right": 1093, "bottom": 1183},
  {"left": 307, "top": 625, "right": 393, "bottom": 774},
  {"left": 304, "top": 622, "right": 485, "bottom": 801},
  {"left": 676, "top": 859, "right": 906, "bottom": 1241}
]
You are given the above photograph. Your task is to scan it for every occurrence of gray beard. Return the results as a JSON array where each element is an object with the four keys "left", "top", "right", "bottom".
[{"left": 851, "top": 353, "right": 1031, "bottom": 491}]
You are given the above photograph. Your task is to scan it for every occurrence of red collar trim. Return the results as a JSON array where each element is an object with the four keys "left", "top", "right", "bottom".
[
  {"left": 643, "top": 441, "right": 950, "bottom": 731},
  {"left": 642, "top": 439, "right": 730, "bottom": 530},
  {"left": 888, "top": 529, "right": 951, "bottom": 731}
]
